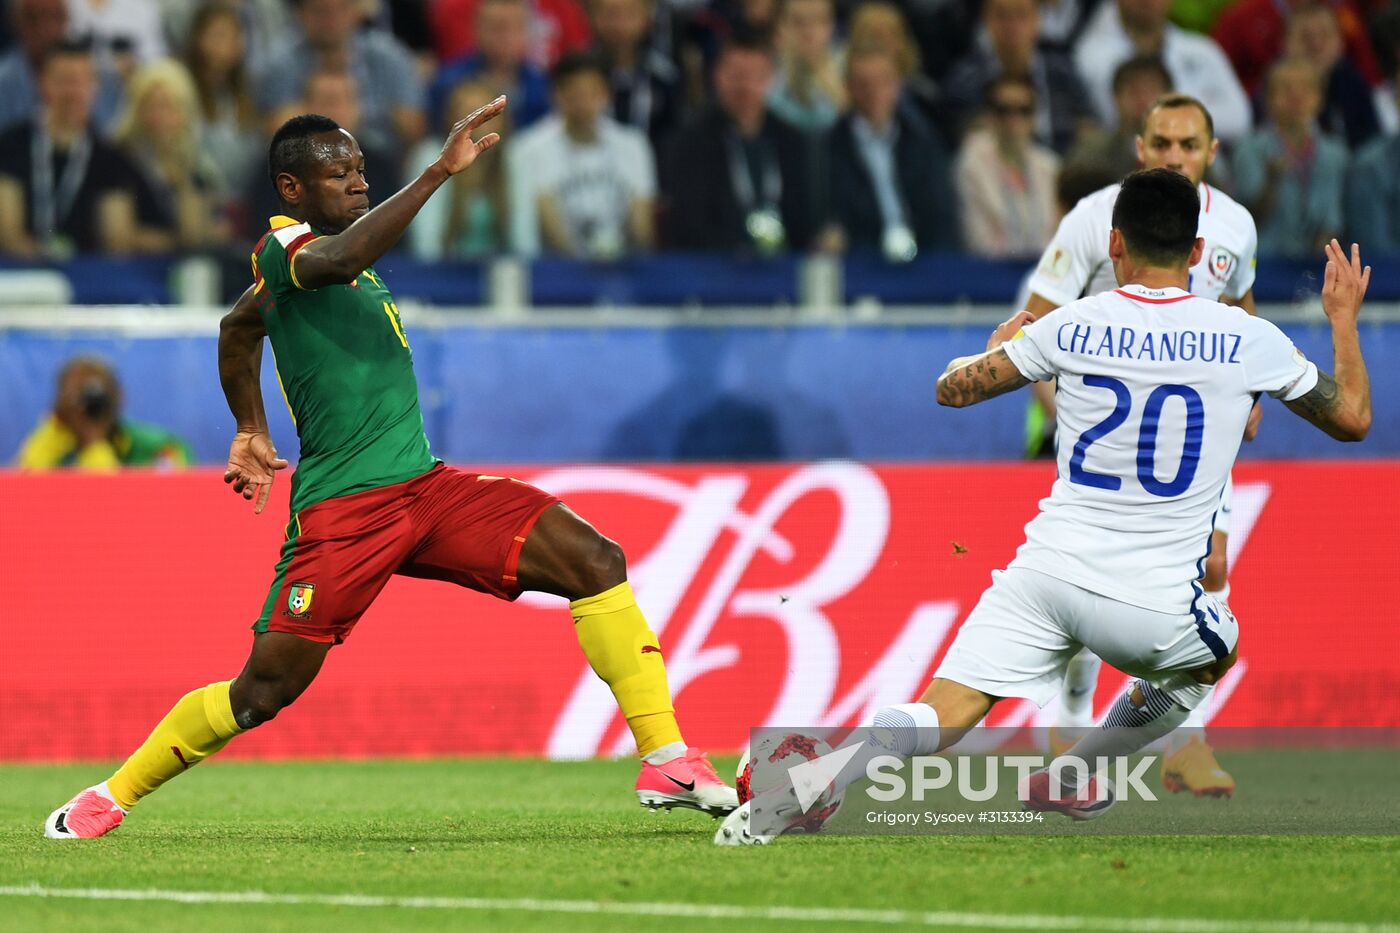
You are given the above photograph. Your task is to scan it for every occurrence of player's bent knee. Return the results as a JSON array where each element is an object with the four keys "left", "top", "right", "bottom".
[
  {"left": 230, "top": 681, "right": 303, "bottom": 730},
  {"left": 578, "top": 535, "right": 627, "bottom": 594},
  {"left": 1189, "top": 646, "right": 1238, "bottom": 686}
]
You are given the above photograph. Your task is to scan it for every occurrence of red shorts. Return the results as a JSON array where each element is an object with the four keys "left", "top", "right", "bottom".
[{"left": 254, "top": 464, "right": 558, "bottom": 644}]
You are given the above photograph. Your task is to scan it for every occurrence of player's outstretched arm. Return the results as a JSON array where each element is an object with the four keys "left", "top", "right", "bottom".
[
  {"left": 220, "top": 285, "right": 287, "bottom": 513},
  {"left": 219, "top": 285, "right": 268, "bottom": 434},
  {"left": 1284, "top": 240, "right": 1372, "bottom": 442},
  {"left": 936, "top": 311, "right": 1035, "bottom": 408},
  {"left": 293, "top": 96, "right": 507, "bottom": 289}
]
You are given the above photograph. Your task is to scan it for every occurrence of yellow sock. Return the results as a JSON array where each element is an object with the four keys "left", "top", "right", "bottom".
[
  {"left": 570, "top": 582, "right": 683, "bottom": 757},
  {"left": 106, "top": 680, "right": 244, "bottom": 810}
]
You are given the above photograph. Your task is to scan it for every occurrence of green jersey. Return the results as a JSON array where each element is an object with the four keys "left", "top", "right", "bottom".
[{"left": 252, "top": 215, "right": 436, "bottom": 513}]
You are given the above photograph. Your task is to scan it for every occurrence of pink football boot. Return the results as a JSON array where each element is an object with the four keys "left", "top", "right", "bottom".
[
  {"left": 45, "top": 783, "right": 126, "bottom": 839},
  {"left": 636, "top": 747, "right": 739, "bottom": 815}
]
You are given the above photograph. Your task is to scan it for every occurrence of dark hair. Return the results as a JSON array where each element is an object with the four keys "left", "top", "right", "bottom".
[
  {"left": 268, "top": 113, "right": 341, "bottom": 188},
  {"left": 41, "top": 37, "right": 93, "bottom": 68},
  {"left": 549, "top": 51, "right": 608, "bottom": 89},
  {"left": 719, "top": 27, "right": 776, "bottom": 61},
  {"left": 1112, "top": 55, "right": 1173, "bottom": 96},
  {"left": 1145, "top": 93, "right": 1214, "bottom": 140},
  {"left": 1111, "top": 168, "right": 1200, "bottom": 267},
  {"left": 1055, "top": 162, "right": 1120, "bottom": 214}
]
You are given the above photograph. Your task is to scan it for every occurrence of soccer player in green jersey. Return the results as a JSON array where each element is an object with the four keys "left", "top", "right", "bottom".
[{"left": 45, "top": 98, "right": 737, "bottom": 840}]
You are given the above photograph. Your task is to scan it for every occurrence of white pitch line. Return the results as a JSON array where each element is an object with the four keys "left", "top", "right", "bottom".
[{"left": 0, "top": 885, "right": 1396, "bottom": 933}]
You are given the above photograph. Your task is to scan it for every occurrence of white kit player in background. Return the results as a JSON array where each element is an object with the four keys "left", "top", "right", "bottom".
[
  {"left": 716, "top": 168, "right": 1371, "bottom": 844},
  {"left": 1024, "top": 94, "right": 1260, "bottom": 795}
]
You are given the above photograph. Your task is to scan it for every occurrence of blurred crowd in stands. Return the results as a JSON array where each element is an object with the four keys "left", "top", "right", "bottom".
[{"left": 1, "top": 0, "right": 1399, "bottom": 267}]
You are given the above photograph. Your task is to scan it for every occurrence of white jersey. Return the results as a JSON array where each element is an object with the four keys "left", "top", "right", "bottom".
[
  {"left": 1027, "top": 182, "right": 1258, "bottom": 308},
  {"left": 1001, "top": 284, "right": 1317, "bottom": 613}
]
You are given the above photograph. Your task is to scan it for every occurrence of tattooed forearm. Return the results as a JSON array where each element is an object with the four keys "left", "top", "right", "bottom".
[
  {"left": 936, "top": 348, "right": 1032, "bottom": 407},
  {"left": 1285, "top": 369, "right": 1369, "bottom": 441},
  {"left": 1286, "top": 370, "right": 1338, "bottom": 421}
]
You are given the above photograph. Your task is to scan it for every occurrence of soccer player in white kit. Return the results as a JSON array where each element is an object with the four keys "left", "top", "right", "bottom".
[
  {"left": 714, "top": 169, "right": 1372, "bottom": 844},
  {"left": 1025, "top": 94, "right": 1259, "bottom": 794}
]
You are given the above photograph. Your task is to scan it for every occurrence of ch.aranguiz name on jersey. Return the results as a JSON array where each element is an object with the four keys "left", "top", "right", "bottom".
[{"left": 1056, "top": 292, "right": 1244, "bottom": 364}]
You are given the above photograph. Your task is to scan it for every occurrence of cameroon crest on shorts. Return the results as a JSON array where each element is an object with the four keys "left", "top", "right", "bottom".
[{"left": 287, "top": 582, "right": 315, "bottom": 617}]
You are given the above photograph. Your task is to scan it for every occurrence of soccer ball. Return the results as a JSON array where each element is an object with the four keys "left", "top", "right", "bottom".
[{"left": 735, "top": 732, "right": 845, "bottom": 833}]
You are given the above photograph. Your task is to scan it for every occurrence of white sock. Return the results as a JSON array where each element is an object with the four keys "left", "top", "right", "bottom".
[
  {"left": 643, "top": 741, "right": 687, "bottom": 765},
  {"left": 1165, "top": 684, "right": 1214, "bottom": 753},
  {"left": 834, "top": 703, "right": 940, "bottom": 795},
  {"left": 872, "top": 702, "right": 942, "bottom": 757},
  {"left": 1062, "top": 682, "right": 1188, "bottom": 788},
  {"left": 1057, "top": 649, "right": 1101, "bottom": 728}
]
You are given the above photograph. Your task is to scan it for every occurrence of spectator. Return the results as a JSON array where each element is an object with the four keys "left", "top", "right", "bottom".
[
  {"left": 66, "top": 0, "right": 165, "bottom": 74},
  {"left": 678, "top": 0, "right": 792, "bottom": 91},
  {"left": 591, "top": 0, "right": 682, "bottom": 143},
  {"left": 304, "top": 68, "right": 402, "bottom": 190},
  {"left": 845, "top": 1, "right": 939, "bottom": 122},
  {"left": 182, "top": 2, "right": 261, "bottom": 224},
  {"left": 158, "top": 0, "right": 291, "bottom": 75},
  {"left": 942, "top": 0, "right": 1097, "bottom": 155},
  {"left": 1066, "top": 54, "right": 1172, "bottom": 178},
  {"left": 0, "top": 40, "right": 145, "bottom": 257},
  {"left": 1212, "top": 0, "right": 1382, "bottom": 97},
  {"left": 255, "top": 0, "right": 426, "bottom": 151},
  {"left": 429, "top": 0, "right": 551, "bottom": 131},
  {"left": 767, "top": 0, "right": 844, "bottom": 132},
  {"left": 112, "top": 58, "right": 230, "bottom": 251},
  {"left": 0, "top": 0, "right": 124, "bottom": 135},
  {"left": 820, "top": 46, "right": 959, "bottom": 259},
  {"left": 1346, "top": 79, "right": 1400, "bottom": 252},
  {"left": 1036, "top": 0, "right": 1102, "bottom": 50},
  {"left": 406, "top": 78, "right": 511, "bottom": 259},
  {"left": 955, "top": 74, "right": 1061, "bottom": 258},
  {"left": 1233, "top": 58, "right": 1347, "bottom": 258},
  {"left": 660, "top": 33, "right": 818, "bottom": 252},
  {"left": 430, "top": 0, "right": 591, "bottom": 69},
  {"left": 1284, "top": 3, "right": 1379, "bottom": 149},
  {"left": 1074, "top": 0, "right": 1250, "bottom": 141},
  {"left": 507, "top": 53, "right": 655, "bottom": 257},
  {"left": 15, "top": 355, "right": 192, "bottom": 470}
]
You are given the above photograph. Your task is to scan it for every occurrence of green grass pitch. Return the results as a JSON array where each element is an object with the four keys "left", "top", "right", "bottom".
[{"left": 2, "top": 757, "right": 1397, "bottom": 932}]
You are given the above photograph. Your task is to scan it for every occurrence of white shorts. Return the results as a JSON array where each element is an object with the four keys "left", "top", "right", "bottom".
[
  {"left": 1214, "top": 473, "right": 1234, "bottom": 537},
  {"left": 935, "top": 567, "right": 1238, "bottom": 710}
]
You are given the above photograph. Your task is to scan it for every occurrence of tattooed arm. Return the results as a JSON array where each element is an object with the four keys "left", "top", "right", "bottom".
[
  {"left": 1283, "top": 240, "right": 1371, "bottom": 442},
  {"left": 937, "top": 311, "right": 1038, "bottom": 407},
  {"left": 936, "top": 348, "right": 1033, "bottom": 408}
]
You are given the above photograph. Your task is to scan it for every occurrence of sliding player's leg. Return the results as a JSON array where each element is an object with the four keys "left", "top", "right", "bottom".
[
  {"left": 397, "top": 467, "right": 735, "bottom": 814},
  {"left": 716, "top": 566, "right": 1077, "bottom": 845},
  {"left": 45, "top": 482, "right": 413, "bottom": 839},
  {"left": 1046, "top": 587, "right": 1240, "bottom": 817}
]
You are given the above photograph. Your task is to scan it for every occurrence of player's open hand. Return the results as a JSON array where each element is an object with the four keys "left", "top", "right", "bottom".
[
  {"left": 437, "top": 95, "right": 506, "bottom": 176},
  {"left": 1320, "top": 240, "right": 1370, "bottom": 328},
  {"left": 224, "top": 430, "right": 288, "bottom": 514},
  {"left": 988, "top": 310, "right": 1035, "bottom": 351}
]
